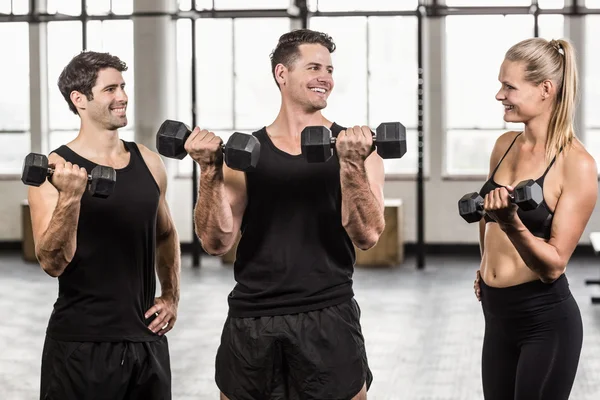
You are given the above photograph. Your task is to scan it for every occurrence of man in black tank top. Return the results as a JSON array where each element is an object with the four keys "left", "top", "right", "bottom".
[
  {"left": 28, "top": 52, "right": 181, "bottom": 400},
  {"left": 187, "top": 30, "right": 385, "bottom": 399}
]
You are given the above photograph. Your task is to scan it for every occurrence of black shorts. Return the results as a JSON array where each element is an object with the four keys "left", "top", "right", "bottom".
[
  {"left": 215, "top": 297, "right": 373, "bottom": 400},
  {"left": 40, "top": 335, "right": 171, "bottom": 400}
]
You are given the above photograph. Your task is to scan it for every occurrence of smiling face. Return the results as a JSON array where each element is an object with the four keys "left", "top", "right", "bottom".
[
  {"left": 495, "top": 59, "right": 555, "bottom": 124},
  {"left": 72, "top": 67, "right": 129, "bottom": 130},
  {"left": 278, "top": 44, "right": 335, "bottom": 112}
]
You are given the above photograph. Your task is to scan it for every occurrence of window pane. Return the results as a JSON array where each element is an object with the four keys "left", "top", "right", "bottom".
[
  {"left": 587, "top": 0, "right": 600, "bottom": 8},
  {"left": 446, "top": 15, "right": 531, "bottom": 175},
  {"left": 446, "top": 15, "right": 532, "bottom": 130},
  {"left": 586, "top": 16, "right": 600, "bottom": 128},
  {"left": 0, "top": 23, "right": 29, "bottom": 173},
  {"left": 87, "top": 0, "right": 110, "bottom": 15},
  {"left": 196, "top": 0, "right": 213, "bottom": 9},
  {"left": 368, "top": 16, "right": 418, "bottom": 174},
  {"left": 309, "top": 17, "right": 368, "bottom": 126},
  {"left": 368, "top": 17, "right": 418, "bottom": 129},
  {"left": 312, "top": 0, "right": 418, "bottom": 11},
  {"left": 0, "top": 22, "right": 29, "bottom": 131},
  {"left": 197, "top": 19, "right": 233, "bottom": 129},
  {"left": 446, "top": 130, "right": 504, "bottom": 175},
  {"left": 47, "top": 0, "right": 81, "bottom": 15},
  {"left": 179, "top": 0, "right": 193, "bottom": 11},
  {"left": 50, "top": 130, "right": 134, "bottom": 154},
  {"left": 86, "top": 20, "right": 135, "bottom": 127},
  {"left": 538, "top": 0, "right": 564, "bottom": 8},
  {"left": 446, "top": 0, "right": 531, "bottom": 5},
  {"left": 538, "top": 14, "right": 564, "bottom": 40},
  {"left": 48, "top": 21, "right": 83, "bottom": 131},
  {"left": 585, "top": 15, "right": 600, "bottom": 158},
  {"left": 585, "top": 130, "right": 600, "bottom": 170},
  {"left": 234, "top": 18, "right": 290, "bottom": 129},
  {"left": 0, "top": 0, "right": 9, "bottom": 13},
  {"left": 111, "top": 0, "right": 133, "bottom": 14},
  {"left": 177, "top": 19, "right": 193, "bottom": 127},
  {"left": 214, "top": 0, "right": 290, "bottom": 8},
  {"left": 0, "top": 133, "right": 30, "bottom": 174},
  {"left": 12, "top": 0, "right": 30, "bottom": 14}
]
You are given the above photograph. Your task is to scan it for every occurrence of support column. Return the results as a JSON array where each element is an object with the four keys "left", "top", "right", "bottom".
[
  {"left": 565, "top": 0, "right": 585, "bottom": 141},
  {"left": 133, "top": 0, "right": 184, "bottom": 255},
  {"left": 416, "top": 0, "right": 446, "bottom": 267},
  {"left": 29, "top": 0, "right": 49, "bottom": 155},
  {"left": 133, "top": 0, "right": 177, "bottom": 152}
]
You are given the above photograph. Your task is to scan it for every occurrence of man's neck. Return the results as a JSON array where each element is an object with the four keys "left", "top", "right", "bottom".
[
  {"left": 69, "top": 121, "right": 125, "bottom": 159},
  {"left": 267, "top": 102, "right": 332, "bottom": 140}
]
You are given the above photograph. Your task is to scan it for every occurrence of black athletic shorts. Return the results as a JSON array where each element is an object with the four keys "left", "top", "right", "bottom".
[
  {"left": 40, "top": 335, "right": 171, "bottom": 400},
  {"left": 215, "top": 297, "right": 373, "bottom": 400}
]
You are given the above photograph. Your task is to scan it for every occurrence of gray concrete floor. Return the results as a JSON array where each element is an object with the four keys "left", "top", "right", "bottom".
[{"left": 1, "top": 252, "right": 600, "bottom": 400}]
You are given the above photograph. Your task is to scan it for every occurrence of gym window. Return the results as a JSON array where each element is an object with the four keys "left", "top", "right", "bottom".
[
  {"left": 585, "top": 15, "right": 600, "bottom": 165},
  {"left": 0, "top": 22, "right": 30, "bottom": 174}
]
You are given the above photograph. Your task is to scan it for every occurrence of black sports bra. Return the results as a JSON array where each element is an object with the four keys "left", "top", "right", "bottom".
[{"left": 479, "top": 132, "right": 558, "bottom": 240}]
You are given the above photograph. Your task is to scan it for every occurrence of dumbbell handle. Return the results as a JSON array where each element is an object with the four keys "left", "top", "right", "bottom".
[
  {"left": 328, "top": 134, "right": 377, "bottom": 145},
  {"left": 45, "top": 166, "right": 95, "bottom": 182},
  {"left": 474, "top": 195, "right": 519, "bottom": 210}
]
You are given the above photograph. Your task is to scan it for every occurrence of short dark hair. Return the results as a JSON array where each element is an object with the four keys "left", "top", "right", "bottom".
[
  {"left": 58, "top": 51, "right": 128, "bottom": 115},
  {"left": 269, "top": 29, "right": 336, "bottom": 88}
]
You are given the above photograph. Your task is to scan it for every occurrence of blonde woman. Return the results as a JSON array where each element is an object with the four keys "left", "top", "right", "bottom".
[{"left": 473, "top": 38, "right": 597, "bottom": 399}]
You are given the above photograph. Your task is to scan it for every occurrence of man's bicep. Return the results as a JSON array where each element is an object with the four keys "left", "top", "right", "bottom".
[
  {"left": 223, "top": 166, "right": 247, "bottom": 233},
  {"left": 365, "top": 152, "right": 385, "bottom": 210},
  {"left": 28, "top": 182, "right": 59, "bottom": 247}
]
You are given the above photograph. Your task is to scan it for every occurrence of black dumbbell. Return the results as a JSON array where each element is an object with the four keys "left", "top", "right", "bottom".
[
  {"left": 458, "top": 179, "right": 543, "bottom": 223},
  {"left": 300, "top": 122, "right": 407, "bottom": 163},
  {"left": 156, "top": 120, "right": 260, "bottom": 172},
  {"left": 21, "top": 153, "right": 117, "bottom": 199}
]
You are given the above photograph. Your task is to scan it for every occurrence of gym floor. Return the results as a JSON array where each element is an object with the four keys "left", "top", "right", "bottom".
[{"left": 1, "top": 252, "right": 600, "bottom": 400}]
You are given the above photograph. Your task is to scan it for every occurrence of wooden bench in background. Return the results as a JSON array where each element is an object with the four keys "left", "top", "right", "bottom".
[
  {"left": 585, "top": 232, "right": 600, "bottom": 304},
  {"left": 21, "top": 200, "right": 37, "bottom": 263},
  {"left": 222, "top": 199, "right": 404, "bottom": 267}
]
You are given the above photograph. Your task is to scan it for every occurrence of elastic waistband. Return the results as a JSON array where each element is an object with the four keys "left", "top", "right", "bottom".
[{"left": 480, "top": 273, "right": 571, "bottom": 317}]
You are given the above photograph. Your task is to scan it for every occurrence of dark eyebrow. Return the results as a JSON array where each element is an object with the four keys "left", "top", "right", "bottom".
[
  {"left": 306, "top": 62, "right": 334, "bottom": 70},
  {"left": 102, "top": 83, "right": 125, "bottom": 91}
]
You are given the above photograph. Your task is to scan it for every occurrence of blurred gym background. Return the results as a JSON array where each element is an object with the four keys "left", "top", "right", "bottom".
[{"left": 1, "top": 1, "right": 600, "bottom": 399}]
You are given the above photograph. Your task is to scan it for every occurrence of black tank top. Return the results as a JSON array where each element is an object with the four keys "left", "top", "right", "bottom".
[
  {"left": 480, "top": 132, "right": 558, "bottom": 240},
  {"left": 46, "top": 141, "right": 161, "bottom": 342},
  {"left": 228, "top": 123, "right": 356, "bottom": 318}
]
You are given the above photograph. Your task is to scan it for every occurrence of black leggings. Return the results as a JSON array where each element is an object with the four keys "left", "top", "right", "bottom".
[{"left": 480, "top": 274, "right": 583, "bottom": 400}]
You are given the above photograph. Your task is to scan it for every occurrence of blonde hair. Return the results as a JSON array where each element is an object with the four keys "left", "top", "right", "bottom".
[{"left": 505, "top": 38, "right": 578, "bottom": 161}]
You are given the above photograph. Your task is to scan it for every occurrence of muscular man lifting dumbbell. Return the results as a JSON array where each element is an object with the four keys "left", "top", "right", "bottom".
[
  {"left": 301, "top": 122, "right": 407, "bottom": 163},
  {"left": 22, "top": 152, "right": 116, "bottom": 198},
  {"left": 156, "top": 119, "right": 260, "bottom": 171}
]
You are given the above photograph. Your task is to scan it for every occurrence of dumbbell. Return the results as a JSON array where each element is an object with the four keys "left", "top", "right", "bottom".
[
  {"left": 156, "top": 120, "right": 260, "bottom": 172},
  {"left": 21, "top": 153, "right": 117, "bottom": 199},
  {"left": 300, "top": 122, "right": 407, "bottom": 163},
  {"left": 458, "top": 179, "right": 543, "bottom": 223}
]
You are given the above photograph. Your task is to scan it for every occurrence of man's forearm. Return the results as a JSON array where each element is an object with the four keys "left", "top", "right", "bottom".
[
  {"left": 502, "top": 220, "right": 564, "bottom": 282},
  {"left": 194, "top": 166, "right": 236, "bottom": 255},
  {"left": 36, "top": 194, "right": 81, "bottom": 277},
  {"left": 156, "top": 229, "right": 181, "bottom": 304},
  {"left": 340, "top": 160, "right": 385, "bottom": 250}
]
